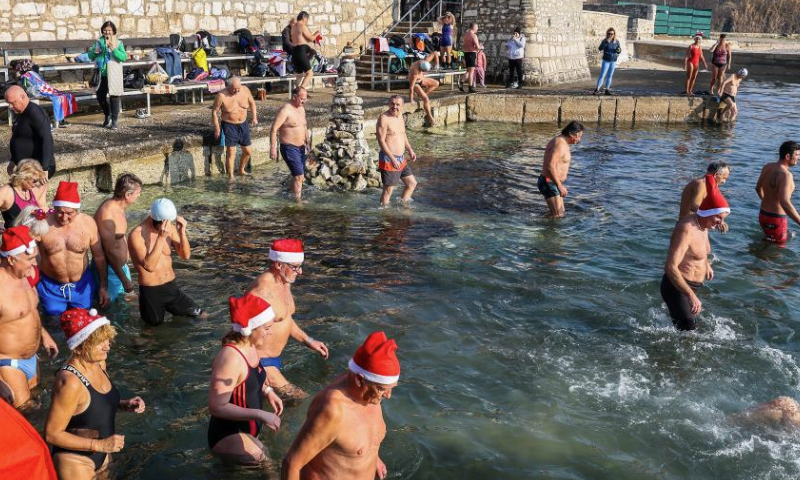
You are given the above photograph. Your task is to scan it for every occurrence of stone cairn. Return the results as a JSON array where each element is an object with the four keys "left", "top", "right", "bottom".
[{"left": 306, "top": 57, "right": 380, "bottom": 191}]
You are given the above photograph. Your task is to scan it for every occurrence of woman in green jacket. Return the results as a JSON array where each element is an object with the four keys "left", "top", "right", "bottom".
[{"left": 88, "top": 21, "right": 126, "bottom": 129}]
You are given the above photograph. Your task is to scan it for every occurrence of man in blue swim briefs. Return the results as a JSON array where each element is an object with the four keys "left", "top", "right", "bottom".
[
  {"left": 536, "top": 121, "right": 584, "bottom": 218},
  {"left": 246, "top": 239, "right": 328, "bottom": 402},
  {"left": 38, "top": 182, "right": 110, "bottom": 317},
  {"left": 212, "top": 77, "right": 258, "bottom": 180},
  {"left": 271, "top": 87, "right": 310, "bottom": 202},
  {"left": 0, "top": 226, "right": 59, "bottom": 407},
  {"left": 376, "top": 95, "right": 418, "bottom": 206},
  {"left": 94, "top": 173, "right": 142, "bottom": 304}
]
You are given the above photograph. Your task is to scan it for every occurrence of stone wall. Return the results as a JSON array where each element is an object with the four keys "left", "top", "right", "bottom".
[
  {"left": 463, "top": 0, "right": 590, "bottom": 86},
  {"left": 0, "top": 0, "right": 393, "bottom": 50},
  {"left": 583, "top": 11, "right": 629, "bottom": 67},
  {"left": 583, "top": 3, "right": 656, "bottom": 41}
]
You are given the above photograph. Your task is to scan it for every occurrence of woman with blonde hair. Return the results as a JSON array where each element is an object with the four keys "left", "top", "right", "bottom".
[
  {"left": 438, "top": 12, "right": 456, "bottom": 69},
  {"left": 46, "top": 308, "right": 146, "bottom": 480},
  {"left": 0, "top": 159, "right": 47, "bottom": 230},
  {"left": 594, "top": 27, "right": 622, "bottom": 95},
  {"left": 208, "top": 294, "right": 283, "bottom": 465}
]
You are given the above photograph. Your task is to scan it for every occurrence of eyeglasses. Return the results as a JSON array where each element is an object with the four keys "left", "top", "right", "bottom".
[{"left": 282, "top": 262, "right": 303, "bottom": 273}]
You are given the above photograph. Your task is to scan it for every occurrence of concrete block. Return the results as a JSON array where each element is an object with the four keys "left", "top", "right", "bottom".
[
  {"left": 560, "top": 96, "right": 599, "bottom": 124},
  {"left": 523, "top": 96, "right": 560, "bottom": 123},
  {"left": 167, "top": 146, "right": 206, "bottom": 183},
  {"left": 599, "top": 98, "right": 616, "bottom": 123},
  {"left": 109, "top": 154, "right": 168, "bottom": 186},
  {"left": 668, "top": 96, "right": 704, "bottom": 123},
  {"left": 614, "top": 97, "right": 636, "bottom": 126},
  {"left": 467, "top": 94, "right": 524, "bottom": 122},
  {"left": 51, "top": 167, "right": 98, "bottom": 192},
  {"left": 634, "top": 97, "right": 670, "bottom": 123},
  {"left": 56, "top": 149, "right": 108, "bottom": 171}
]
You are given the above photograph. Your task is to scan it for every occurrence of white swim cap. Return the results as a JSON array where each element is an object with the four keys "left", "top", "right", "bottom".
[
  {"left": 420, "top": 61, "right": 431, "bottom": 71},
  {"left": 738, "top": 68, "right": 748, "bottom": 77},
  {"left": 150, "top": 198, "right": 177, "bottom": 222}
]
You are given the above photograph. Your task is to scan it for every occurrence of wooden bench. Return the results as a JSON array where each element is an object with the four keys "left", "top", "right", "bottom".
[{"left": 370, "top": 51, "right": 465, "bottom": 91}]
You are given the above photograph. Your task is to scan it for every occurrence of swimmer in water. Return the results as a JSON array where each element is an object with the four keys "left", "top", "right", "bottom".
[
  {"left": 661, "top": 175, "right": 730, "bottom": 330},
  {"left": 536, "top": 121, "right": 584, "bottom": 218},
  {"left": 735, "top": 396, "right": 800, "bottom": 428},
  {"left": 376, "top": 95, "right": 418, "bottom": 206},
  {"left": 679, "top": 161, "right": 731, "bottom": 232},
  {"left": 755, "top": 141, "right": 800, "bottom": 244}
]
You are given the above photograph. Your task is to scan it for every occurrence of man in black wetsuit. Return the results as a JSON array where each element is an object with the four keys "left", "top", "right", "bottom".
[{"left": 4, "top": 86, "right": 55, "bottom": 178}]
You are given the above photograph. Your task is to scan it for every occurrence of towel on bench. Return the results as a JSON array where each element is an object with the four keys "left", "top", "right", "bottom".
[{"left": 21, "top": 71, "right": 78, "bottom": 123}]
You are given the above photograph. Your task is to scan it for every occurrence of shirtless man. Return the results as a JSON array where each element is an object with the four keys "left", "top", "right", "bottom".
[
  {"left": 291, "top": 11, "right": 321, "bottom": 90},
  {"left": 376, "top": 95, "right": 417, "bottom": 206},
  {"left": 246, "top": 239, "right": 328, "bottom": 401},
  {"left": 0, "top": 226, "right": 59, "bottom": 407},
  {"left": 37, "top": 182, "right": 109, "bottom": 317},
  {"left": 212, "top": 77, "right": 258, "bottom": 179},
  {"left": 715, "top": 68, "right": 748, "bottom": 123},
  {"left": 755, "top": 141, "right": 800, "bottom": 244},
  {"left": 407, "top": 52, "right": 440, "bottom": 126},
  {"left": 536, "top": 121, "right": 584, "bottom": 218},
  {"left": 128, "top": 198, "right": 204, "bottom": 326},
  {"left": 282, "top": 331, "right": 399, "bottom": 480},
  {"left": 661, "top": 176, "right": 730, "bottom": 331},
  {"left": 736, "top": 396, "right": 800, "bottom": 428},
  {"left": 679, "top": 161, "right": 731, "bottom": 232},
  {"left": 94, "top": 173, "right": 142, "bottom": 303},
  {"left": 271, "top": 87, "right": 310, "bottom": 201}
]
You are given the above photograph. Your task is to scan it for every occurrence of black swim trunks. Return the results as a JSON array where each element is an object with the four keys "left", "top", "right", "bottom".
[
  {"left": 720, "top": 92, "right": 736, "bottom": 103},
  {"left": 464, "top": 52, "right": 478, "bottom": 68},
  {"left": 537, "top": 175, "right": 560, "bottom": 199},
  {"left": 292, "top": 44, "right": 313, "bottom": 73},
  {"left": 660, "top": 274, "right": 703, "bottom": 331},
  {"left": 139, "top": 280, "right": 203, "bottom": 326}
]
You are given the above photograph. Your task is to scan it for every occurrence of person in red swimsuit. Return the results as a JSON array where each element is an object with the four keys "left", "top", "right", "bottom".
[
  {"left": 756, "top": 141, "right": 800, "bottom": 244},
  {"left": 684, "top": 34, "right": 707, "bottom": 97}
]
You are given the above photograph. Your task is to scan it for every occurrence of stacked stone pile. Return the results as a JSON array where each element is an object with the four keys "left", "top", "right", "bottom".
[{"left": 306, "top": 58, "right": 381, "bottom": 191}]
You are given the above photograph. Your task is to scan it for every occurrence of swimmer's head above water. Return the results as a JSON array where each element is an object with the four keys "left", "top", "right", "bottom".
[{"left": 561, "top": 121, "right": 584, "bottom": 144}]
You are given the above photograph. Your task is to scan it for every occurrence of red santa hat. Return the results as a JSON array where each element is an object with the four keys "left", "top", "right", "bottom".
[
  {"left": 229, "top": 294, "right": 275, "bottom": 336},
  {"left": 53, "top": 181, "right": 81, "bottom": 209},
  {"left": 348, "top": 331, "right": 400, "bottom": 384},
  {"left": 269, "top": 238, "right": 304, "bottom": 264},
  {"left": 61, "top": 308, "right": 110, "bottom": 350},
  {"left": 1, "top": 225, "right": 37, "bottom": 257},
  {"left": 697, "top": 174, "right": 731, "bottom": 217}
]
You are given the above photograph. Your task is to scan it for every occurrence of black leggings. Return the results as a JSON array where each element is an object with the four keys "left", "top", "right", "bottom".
[
  {"left": 96, "top": 75, "right": 121, "bottom": 121},
  {"left": 508, "top": 59, "right": 524, "bottom": 86}
]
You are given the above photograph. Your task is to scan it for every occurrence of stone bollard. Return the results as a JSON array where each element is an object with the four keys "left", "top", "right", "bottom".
[{"left": 305, "top": 57, "right": 380, "bottom": 191}]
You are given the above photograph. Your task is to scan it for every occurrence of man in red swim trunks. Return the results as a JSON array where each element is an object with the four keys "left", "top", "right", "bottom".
[{"left": 755, "top": 141, "right": 800, "bottom": 244}]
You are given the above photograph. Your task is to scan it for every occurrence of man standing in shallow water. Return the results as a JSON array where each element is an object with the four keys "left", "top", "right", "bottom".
[
  {"left": 536, "top": 121, "right": 584, "bottom": 218},
  {"left": 246, "top": 239, "right": 328, "bottom": 401},
  {"left": 212, "top": 77, "right": 258, "bottom": 179},
  {"left": 755, "top": 141, "right": 800, "bottom": 244},
  {"left": 282, "top": 331, "right": 399, "bottom": 480},
  {"left": 271, "top": 87, "right": 310, "bottom": 202},
  {"left": 376, "top": 95, "right": 417, "bottom": 206},
  {"left": 661, "top": 176, "right": 730, "bottom": 331}
]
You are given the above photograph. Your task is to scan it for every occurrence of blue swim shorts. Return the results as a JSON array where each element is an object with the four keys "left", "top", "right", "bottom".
[
  {"left": 221, "top": 121, "right": 252, "bottom": 147},
  {"left": 280, "top": 144, "right": 307, "bottom": 177},
  {"left": 37, "top": 269, "right": 97, "bottom": 317},
  {"left": 91, "top": 261, "right": 131, "bottom": 304},
  {"left": 0, "top": 354, "right": 38, "bottom": 381},
  {"left": 260, "top": 357, "right": 283, "bottom": 370}
]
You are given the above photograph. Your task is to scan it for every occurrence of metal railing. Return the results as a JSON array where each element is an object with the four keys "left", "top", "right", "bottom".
[{"left": 354, "top": 0, "right": 463, "bottom": 51}]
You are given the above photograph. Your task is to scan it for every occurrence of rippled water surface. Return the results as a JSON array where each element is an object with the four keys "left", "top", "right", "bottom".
[{"left": 25, "top": 81, "right": 800, "bottom": 479}]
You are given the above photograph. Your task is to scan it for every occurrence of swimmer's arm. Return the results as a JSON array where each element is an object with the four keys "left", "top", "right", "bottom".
[
  {"left": 755, "top": 167, "right": 767, "bottom": 199},
  {"left": 290, "top": 319, "right": 329, "bottom": 358},
  {"left": 248, "top": 91, "right": 258, "bottom": 125},
  {"left": 408, "top": 79, "right": 416, "bottom": 103},
  {"left": 211, "top": 94, "right": 223, "bottom": 136},
  {"left": 45, "top": 373, "right": 95, "bottom": 452},
  {"left": 271, "top": 108, "right": 288, "bottom": 154},
  {"left": 301, "top": 24, "right": 316, "bottom": 43},
  {"left": 88, "top": 220, "right": 108, "bottom": 291},
  {"left": 282, "top": 398, "right": 341, "bottom": 480},
  {"left": 779, "top": 175, "right": 800, "bottom": 226},
  {"left": 171, "top": 218, "right": 191, "bottom": 260},
  {"left": 664, "top": 223, "right": 696, "bottom": 296},
  {"left": 97, "top": 216, "right": 130, "bottom": 290},
  {"left": 375, "top": 116, "right": 393, "bottom": 156},
  {"left": 129, "top": 228, "right": 163, "bottom": 272}
]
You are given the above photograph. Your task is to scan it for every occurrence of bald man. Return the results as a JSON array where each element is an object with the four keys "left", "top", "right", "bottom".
[
  {"left": 212, "top": 77, "right": 258, "bottom": 179},
  {"left": 4, "top": 86, "right": 55, "bottom": 178}
]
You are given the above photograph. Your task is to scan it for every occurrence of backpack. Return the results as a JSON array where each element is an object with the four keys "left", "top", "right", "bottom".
[
  {"left": 169, "top": 33, "right": 186, "bottom": 52},
  {"left": 389, "top": 57, "right": 407, "bottom": 74},
  {"left": 123, "top": 67, "right": 146, "bottom": 89},
  {"left": 388, "top": 36, "right": 406, "bottom": 49},
  {"left": 251, "top": 63, "right": 268, "bottom": 77},
  {"left": 253, "top": 34, "right": 269, "bottom": 52},
  {"left": 234, "top": 28, "right": 257, "bottom": 54},
  {"left": 195, "top": 30, "right": 218, "bottom": 49},
  {"left": 192, "top": 47, "right": 209, "bottom": 72}
]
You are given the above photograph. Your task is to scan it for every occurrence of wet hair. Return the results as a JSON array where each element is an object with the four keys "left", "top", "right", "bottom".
[
  {"left": 9, "top": 159, "right": 45, "bottom": 189},
  {"left": 297, "top": 11, "right": 309, "bottom": 21},
  {"left": 73, "top": 324, "right": 117, "bottom": 360},
  {"left": 113, "top": 173, "right": 142, "bottom": 200},
  {"left": 779, "top": 141, "right": 800, "bottom": 160},
  {"left": 706, "top": 161, "right": 730, "bottom": 175},
  {"left": 100, "top": 21, "right": 117, "bottom": 35},
  {"left": 292, "top": 86, "right": 306, "bottom": 97},
  {"left": 561, "top": 121, "right": 584, "bottom": 137},
  {"left": 12, "top": 205, "right": 50, "bottom": 238}
]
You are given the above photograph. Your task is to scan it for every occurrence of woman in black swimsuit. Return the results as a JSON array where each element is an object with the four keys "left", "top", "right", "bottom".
[
  {"left": 45, "top": 308, "right": 146, "bottom": 480},
  {"left": 208, "top": 294, "right": 283, "bottom": 465}
]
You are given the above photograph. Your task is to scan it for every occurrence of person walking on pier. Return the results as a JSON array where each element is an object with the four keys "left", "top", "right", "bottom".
[
  {"left": 212, "top": 77, "right": 258, "bottom": 179},
  {"left": 4, "top": 86, "right": 55, "bottom": 178},
  {"left": 593, "top": 28, "right": 621, "bottom": 96},
  {"left": 271, "top": 87, "right": 310, "bottom": 202},
  {"left": 536, "top": 121, "right": 584, "bottom": 218},
  {"left": 89, "top": 21, "right": 126, "bottom": 130},
  {"left": 459, "top": 23, "right": 482, "bottom": 93},
  {"left": 661, "top": 175, "right": 730, "bottom": 330},
  {"left": 683, "top": 33, "right": 708, "bottom": 96},
  {"left": 755, "top": 141, "right": 800, "bottom": 244}
]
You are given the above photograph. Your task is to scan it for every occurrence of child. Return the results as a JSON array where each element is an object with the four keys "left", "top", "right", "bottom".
[
  {"left": 475, "top": 50, "right": 487, "bottom": 88},
  {"left": 715, "top": 68, "right": 748, "bottom": 123}
]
